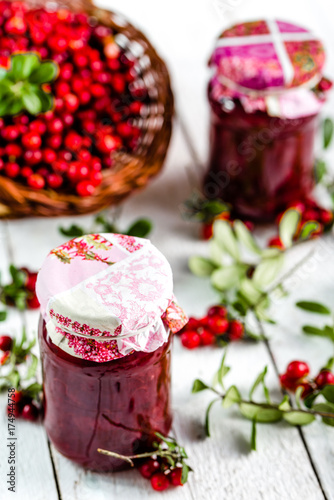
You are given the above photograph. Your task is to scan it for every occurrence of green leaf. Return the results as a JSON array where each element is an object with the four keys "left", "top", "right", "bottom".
[
  {"left": 239, "top": 403, "right": 282, "bottom": 423},
  {"left": 249, "top": 366, "right": 267, "bottom": 400},
  {"left": 181, "top": 463, "right": 189, "bottom": 484},
  {"left": 209, "top": 240, "right": 223, "bottom": 266},
  {"left": 29, "top": 61, "right": 58, "bottom": 84},
  {"left": 239, "top": 279, "right": 262, "bottom": 306},
  {"left": 189, "top": 256, "right": 216, "bottom": 277},
  {"left": 278, "top": 395, "right": 291, "bottom": 411},
  {"left": 36, "top": 89, "right": 53, "bottom": 112},
  {"left": 222, "top": 385, "right": 241, "bottom": 408},
  {"left": 205, "top": 399, "right": 219, "bottom": 437},
  {"left": 250, "top": 420, "right": 257, "bottom": 451},
  {"left": 252, "top": 254, "right": 284, "bottom": 288},
  {"left": 279, "top": 209, "right": 301, "bottom": 248},
  {"left": 211, "top": 265, "right": 245, "bottom": 291},
  {"left": 192, "top": 379, "right": 210, "bottom": 393},
  {"left": 234, "top": 220, "right": 261, "bottom": 255},
  {"left": 314, "top": 158, "right": 327, "bottom": 183},
  {"left": 22, "top": 89, "right": 42, "bottom": 115},
  {"left": 302, "top": 325, "right": 334, "bottom": 340},
  {"left": 324, "top": 357, "right": 334, "bottom": 371},
  {"left": 298, "top": 221, "right": 321, "bottom": 241},
  {"left": 313, "top": 403, "right": 334, "bottom": 426},
  {"left": 321, "top": 385, "right": 334, "bottom": 404},
  {"left": 0, "top": 310, "right": 7, "bottom": 321},
  {"left": 24, "top": 382, "right": 42, "bottom": 399},
  {"left": 126, "top": 219, "right": 152, "bottom": 238},
  {"left": 25, "top": 354, "right": 38, "bottom": 380},
  {"left": 213, "top": 220, "right": 240, "bottom": 260},
  {"left": 295, "top": 386, "right": 304, "bottom": 409},
  {"left": 11, "top": 53, "right": 40, "bottom": 80},
  {"left": 59, "top": 224, "right": 85, "bottom": 238},
  {"left": 296, "top": 301, "right": 331, "bottom": 315},
  {"left": 324, "top": 117, "right": 334, "bottom": 149},
  {"left": 283, "top": 411, "right": 315, "bottom": 426},
  {"left": 216, "top": 350, "right": 230, "bottom": 388}
]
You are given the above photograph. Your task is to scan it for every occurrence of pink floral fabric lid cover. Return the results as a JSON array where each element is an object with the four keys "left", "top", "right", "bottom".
[
  {"left": 36, "top": 233, "right": 188, "bottom": 363},
  {"left": 209, "top": 19, "right": 331, "bottom": 117}
]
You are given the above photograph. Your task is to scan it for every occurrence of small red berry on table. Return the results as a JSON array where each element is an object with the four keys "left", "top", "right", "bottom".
[
  {"left": 314, "top": 370, "right": 334, "bottom": 389},
  {"left": 169, "top": 468, "right": 184, "bottom": 486},
  {"left": 0, "top": 335, "right": 13, "bottom": 351},
  {"left": 286, "top": 361, "right": 310, "bottom": 381},
  {"left": 138, "top": 460, "right": 160, "bottom": 479},
  {"left": 228, "top": 320, "right": 244, "bottom": 341},
  {"left": 181, "top": 331, "right": 201, "bottom": 350},
  {"left": 150, "top": 472, "right": 170, "bottom": 492}
]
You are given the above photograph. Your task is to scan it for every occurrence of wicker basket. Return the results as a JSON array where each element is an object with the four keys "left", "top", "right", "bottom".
[{"left": 0, "top": 0, "right": 174, "bottom": 218}]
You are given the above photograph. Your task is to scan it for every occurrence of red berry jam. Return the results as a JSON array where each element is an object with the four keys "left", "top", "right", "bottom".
[
  {"left": 204, "top": 96, "right": 318, "bottom": 222},
  {"left": 39, "top": 319, "right": 172, "bottom": 472}
]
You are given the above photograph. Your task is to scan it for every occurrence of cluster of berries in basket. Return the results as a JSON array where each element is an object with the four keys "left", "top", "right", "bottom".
[
  {"left": 0, "top": 1, "right": 147, "bottom": 196},
  {"left": 178, "top": 305, "right": 244, "bottom": 349}
]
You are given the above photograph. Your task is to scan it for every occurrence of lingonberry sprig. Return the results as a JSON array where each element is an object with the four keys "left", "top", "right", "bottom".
[
  {"left": 59, "top": 212, "right": 153, "bottom": 239},
  {"left": 98, "top": 432, "right": 192, "bottom": 491},
  {"left": 192, "top": 352, "right": 334, "bottom": 450},
  {"left": 280, "top": 359, "right": 334, "bottom": 405},
  {"left": 0, "top": 328, "right": 42, "bottom": 421},
  {"left": 189, "top": 209, "right": 317, "bottom": 329},
  {"left": 177, "top": 304, "right": 261, "bottom": 349},
  {"left": 0, "top": 53, "right": 57, "bottom": 116},
  {"left": 0, "top": 265, "right": 39, "bottom": 310}
]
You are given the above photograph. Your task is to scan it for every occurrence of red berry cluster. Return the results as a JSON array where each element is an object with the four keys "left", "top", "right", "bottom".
[
  {"left": 179, "top": 305, "right": 244, "bottom": 349},
  {"left": 280, "top": 360, "right": 334, "bottom": 399},
  {"left": 139, "top": 459, "right": 183, "bottom": 491},
  {"left": 0, "top": 2, "right": 146, "bottom": 196},
  {"left": 7, "top": 387, "right": 40, "bottom": 422},
  {"left": 21, "top": 267, "right": 39, "bottom": 309},
  {"left": 2, "top": 266, "right": 39, "bottom": 309},
  {"left": 268, "top": 200, "right": 333, "bottom": 249}
]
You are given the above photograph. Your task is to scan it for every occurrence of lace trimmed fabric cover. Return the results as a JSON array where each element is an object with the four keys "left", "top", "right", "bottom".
[{"left": 36, "top": 233, "right": 188, "bottom": 362}]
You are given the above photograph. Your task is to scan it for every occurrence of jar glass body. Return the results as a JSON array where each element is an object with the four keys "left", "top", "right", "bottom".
[
  {"left": 38, "top": 318, "right": 172, "bottom": 472},
  {"left": 204, "top": 94, "right": 318, "bottom": 221}
]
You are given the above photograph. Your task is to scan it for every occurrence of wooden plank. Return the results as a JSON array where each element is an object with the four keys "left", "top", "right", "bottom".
[
  {"left": 264, "top": 236, "right": 334, "bottom": 500},
  {"left": 0, "top": 221, "right": 59, "bottom": 500}
]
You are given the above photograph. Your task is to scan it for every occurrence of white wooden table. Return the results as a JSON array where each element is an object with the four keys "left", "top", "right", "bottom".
[{"left": 1, "top": 1, "right": 334, "bottom": 498}]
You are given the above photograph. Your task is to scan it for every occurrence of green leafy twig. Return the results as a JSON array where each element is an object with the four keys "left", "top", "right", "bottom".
[
  {"left": 98, "top": 432, "right": 192, "bottom": 484},
  {"left": 0, "top": 328, "right": 41, "bottom": 400},
  {"left": 189, "top": 209, "right": 316, "bottom": 329},
  {"left": 296, "top": 300, "right": 334, "bottom": 344},
  {"left": 0, "top": 265, "right": 29, "bottom": 311},
  {"left": 59, "top": 212, "right": 153, "bottom": 239},
  {"left": 0, "top": 53, "right": 57, "bottom": 116},
  {"left": 181, "top": 191, "right": 230, "bottom": 223},
  {"left": 192, "top": 353, "right": 334, "bottom": 450}
]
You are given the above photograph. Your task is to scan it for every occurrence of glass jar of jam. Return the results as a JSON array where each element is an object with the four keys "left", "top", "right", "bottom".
[
  {"left": 204, "top": 20, "right": 332, "bottom": 222},
  {"left": 36, "top": 233, "right": 187, "bottom": 472}
]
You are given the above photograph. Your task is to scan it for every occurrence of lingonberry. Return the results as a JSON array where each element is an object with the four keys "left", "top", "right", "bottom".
[
  {"left": 96, "top": 134, "right": 120, "bottom": 154},
  {"left": 5, "top": 143, "right": 22, "bottom": 158},
  {"left": 76, "top": 180, "right": 95, "bottom": 197},
  {"left": 2, "top": 125, "right": 20, "bottom": 141},
  {"left": 24, "top": 150, "right": 42, "bottom": 165},
  {"left": 181, "top": 331, "right": 201, "bottom": 349},
  {"left": 150, "top": 472, "right": 170, "bottom": 492},
  {"left": 286, "top": 361, "right": 310, "bottom": 381},
  {"left": 319, "top": 210, "right": 333, "bottom": 226},
  {"left": 0, "top": 335, "right": 13, "bottom": 351},
  {"left": 90, "top": 171, "right": 103, "bottom": 186},
  {"left": 184, "top": 317, "right": 200, "bottom": 331},
  {"left": 138, "top": 460, "right": 161, "bottom": 479},
  {"left": 314, "top": 370, "right": 334, "bottom": 389},
  {"left": 207, "top": 316, "right": 229, "bottom": 335},
  {"left": 207, "top": 305, "right": 227, "bottom": 318},
  {"left": 43, "top": 148, "right": 57, "bottom": 163},
  {"left": 26, "top": 293, "right": 40, "bottom": 309},
  {"left": 46, "top": 134, "right": 62, "bottom": 149},
  {"left": 21, "top": 402, "right": 39, "bottom": 422},
  {"left": 48, "top": 34, "right": 68, "bottom": 52},
  {"left": 300, "top": 382, "right": 315, "bottom": 399},
  {"left": 279, "top": 373, "right": 299, "bottom": 392},
  {"left": 5, "top": 162, "right": 20, "bottom": 178},
  {"left": 25, "top": 272, "right": 38, "bottom": 292},
  {"left": 202, "top": 223, "right": 213, "bottom": 240},
  {"left": 228, "top": 320, "right": 244, "bottom": 341},
  {"left": 47, "top": 173, "right": 63, "bottom": 189},
  {"left": 63, "top": 93, "right": 79, "bottom": 112},
  {"left": 27, "top": 174, "right": 45, "bottom": 190},
  {"left": 0, "top": 351, "right": 10, "bottom": 365},
  {"left": 268, "top": 236, "right": 284, "bottom": 249},
  {"left": 48, "top": 118, "right": 64, "bottom": 134},
  {"left": 199, "top": 328, "right": 215, "bottom": 346},
  {"left": 21, "top": 166, "right": 33, "bottom": 178},
  {"left": 169, "top": 468, "right": 183, "bottom": 487},
  {"left": 64, "top": 131, "right": 82, "bottom": 151},
  {"left": 22, "top": 132, "right": 42, "bottom": 150}
]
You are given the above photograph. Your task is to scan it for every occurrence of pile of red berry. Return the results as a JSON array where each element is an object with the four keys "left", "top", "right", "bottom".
[
  {"left": 139, "top": 458, "right": 184, "bottom": 491},
  {"left": 178, "top": 305, "right": 244, "bottom": 349},
  {"left": 0, "top": 1, "right": 146, "bottom": 196},
  {"left": 268, "top": 200, "right": 333, "bottom": 249},
  {"left": 6, "top": 387, "right": 40, "bottom": 421},
  {"left": 280, "top": 360, "right": 334, "bottom": 399}
]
